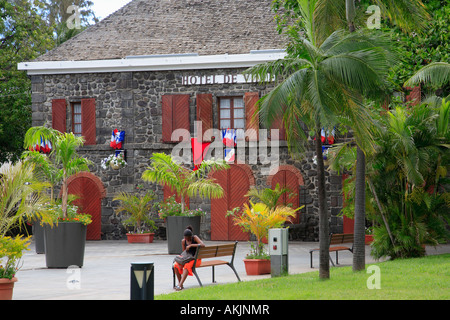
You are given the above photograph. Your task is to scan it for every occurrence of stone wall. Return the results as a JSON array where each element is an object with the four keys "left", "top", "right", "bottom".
[{"left": 30, "top": 67, "right": 344, "bottom": 241}]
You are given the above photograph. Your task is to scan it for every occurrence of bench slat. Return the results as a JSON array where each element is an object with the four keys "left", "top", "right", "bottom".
[
  {"left": 216, "top": 244, "right": 236, "bottom": 256},
  {"left": 329, "top": 246, "right": 352, "bottom": 252},
  {"left": 197, "top": 260, "right": 228, "bottom": 268},
  {"left": 329, "top": 233, "right": 354, "bottom": 245},
  {"left": 197, "top": 247, "right": 218, "bottom": 259}
]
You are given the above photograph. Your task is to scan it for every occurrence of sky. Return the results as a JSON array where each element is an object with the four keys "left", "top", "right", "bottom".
[{"left": 91, "top": 0, "right": 133, "bottom": 21}]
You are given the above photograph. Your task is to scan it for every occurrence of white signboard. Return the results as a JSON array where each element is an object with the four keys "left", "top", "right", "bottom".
[{"left": 181, "top": 74, "right": 275, "bottom": 86}]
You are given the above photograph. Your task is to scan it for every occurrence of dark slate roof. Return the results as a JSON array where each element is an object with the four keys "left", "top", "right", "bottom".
[{"left": 35, "top": 0, "right": 286, "bottom": 62}]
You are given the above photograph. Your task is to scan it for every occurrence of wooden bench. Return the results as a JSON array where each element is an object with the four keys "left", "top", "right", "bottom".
[
  {"left": 172, "top": 242, "right": 241, "bottom": 287},
  {"left": 309, "top": 233, "right": 354, "bottom": 268}
]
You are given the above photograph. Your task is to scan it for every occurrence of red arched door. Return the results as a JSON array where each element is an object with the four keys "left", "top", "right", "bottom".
[
  {"left": 67, "top": 172, "right": 106, "bottom": 240},
  {"left": 270, "top": 166, "right": 304, "bottom": 224},
  {"left": 210, "top": 165, "right": 254, "bottom": 241}
]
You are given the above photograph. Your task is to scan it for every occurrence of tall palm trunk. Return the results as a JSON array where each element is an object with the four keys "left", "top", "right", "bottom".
[
  {"left": 346, "top": 0, "right": 366, "bottom": 271},
  {"left": 353, "top": 145, "right": 366, "bottom": 271},
  {"left": 315, "top": 123, "right": 329, "bottom": 279}
]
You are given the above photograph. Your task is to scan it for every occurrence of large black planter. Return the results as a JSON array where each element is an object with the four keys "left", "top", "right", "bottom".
[
  {"left": 166, "top": 216, "right": 201, "bottom": 254},
  {"left": 33, "top": 221, "right": 45, "bottom": 254},
  {"left": 44, "top": 222, "right": 87, "bottom": 268}
]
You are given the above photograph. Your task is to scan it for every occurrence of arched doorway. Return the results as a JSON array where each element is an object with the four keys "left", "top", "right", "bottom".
[
  {"left": 66, "top": 172, "right": 106, "bottom": 240},
  {"left": 267, "top": 165, "right": 304, "bottom": 224},
  {"left": 210, "top": 164, "right": 255, "bottom": 241}
]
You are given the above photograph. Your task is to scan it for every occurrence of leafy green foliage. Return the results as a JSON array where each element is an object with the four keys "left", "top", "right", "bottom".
[
  {"left": 387, "top": 1, "right": 450, "bottom": 95},
  {"left": 370, "top": 101, "right": 449, "bottom": 259},
  {"left": 0, "top": 0, "right": 54, "bottom": 163},
  {"left": 0, "top": 236, "right": 31, "bottom": 279}
]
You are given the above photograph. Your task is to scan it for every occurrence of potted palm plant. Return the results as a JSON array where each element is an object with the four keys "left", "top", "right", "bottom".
[
  {"left": 23, "top": 127, "right": 93, "bottom": 268},
  {"left": 245, "top": 183, "right": 296, "bottom": 243},
  {"left": 227, "top": 201, "right": 298, "bottom": 275},
  {"left": 113, "top": 191, "right": 157, "bottom": 243},
  {"left": 142, "top": 153, "right": 228, "bottom": 253},
  {"left": 0, "top": 161, "right": 50, "bottom": 299}
]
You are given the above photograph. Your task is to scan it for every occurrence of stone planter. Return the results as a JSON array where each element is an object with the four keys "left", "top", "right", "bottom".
[
  {"left": 243, "top": 259, "right": 271, "bottom": 275},
  {"left": 0, "top": 277, "right": 17, "bottom": 300},
  {"left": 126, "top": 233, "right": 155, "bottom": 243},
  {"left": 166, "top": 216, "right": 201, "bottom": 254},
  {"left": 44, "top": 222, "right": 87, "bottom": 268}
]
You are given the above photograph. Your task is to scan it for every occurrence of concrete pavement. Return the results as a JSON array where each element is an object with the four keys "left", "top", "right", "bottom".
[{"left": 12, "top": 239, "right": 450, "bottom": 300}]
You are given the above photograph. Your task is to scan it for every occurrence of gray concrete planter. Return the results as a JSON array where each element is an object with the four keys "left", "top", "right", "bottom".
[
  {"left": 33, "top": 221, "right": 45, "bottom": 254},
  {"left": 44, "top": 222, "right": 87, "bottom": 268},
  {"left": 166, "top": 216, "right": 201, "bottom": 254}
]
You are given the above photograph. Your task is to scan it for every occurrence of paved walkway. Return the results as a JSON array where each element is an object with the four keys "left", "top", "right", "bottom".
[{"left": 12, "top": 240, "right": 450, "bottom": 300}]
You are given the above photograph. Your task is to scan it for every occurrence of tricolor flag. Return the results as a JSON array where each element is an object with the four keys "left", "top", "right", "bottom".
[
  {"left": 110, "top": 129, "right": 125, "bottom": 149},
  {"left": 222, "top": 129, "right": 236, "bottom": 147}
]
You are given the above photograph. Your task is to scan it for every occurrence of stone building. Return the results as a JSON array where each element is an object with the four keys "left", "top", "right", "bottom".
[{"left": 19, "top": 0, "right": 345, "bottom": 241}]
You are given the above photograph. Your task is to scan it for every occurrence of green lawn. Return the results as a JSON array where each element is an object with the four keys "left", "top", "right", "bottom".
[{"left": 158, "top": 254, "right": 449, "bottom": 300}]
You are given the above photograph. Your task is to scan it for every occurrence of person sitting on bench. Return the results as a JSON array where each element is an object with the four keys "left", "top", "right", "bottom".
[{"left": 173, "top": 226, "right": 205, "bottom": 291}]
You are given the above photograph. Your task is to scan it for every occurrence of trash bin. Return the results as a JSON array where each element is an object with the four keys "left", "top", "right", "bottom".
[
  {"left": 269, "top": 228, "right": 288, "bottom": 277},
  {"left": 130, "top": 262, "right": 154, "bottom": 300}
]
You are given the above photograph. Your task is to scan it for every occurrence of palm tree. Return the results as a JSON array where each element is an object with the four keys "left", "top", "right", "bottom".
[
  {"left": 246, "top": 0, "right": 394, "bottom": 279},
  {"left": 307, "top": 0, "right": 430, "bottom": 271},
  {"left": 273, "top": 0, "right": 430, "bottom": 271},
  {"left": 343, "top": 0, "right": 430, "bottom": 271},
  {"left": 23, "top": 127, "right": 92, "bottom": 218},
  {"left": 142, "top": 153, "right": 229, "bottom": 213}
]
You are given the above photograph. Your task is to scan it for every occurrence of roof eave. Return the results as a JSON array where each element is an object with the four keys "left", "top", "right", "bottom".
[{"left": 18, "top": 51, "right": 286, "bottom": 75}]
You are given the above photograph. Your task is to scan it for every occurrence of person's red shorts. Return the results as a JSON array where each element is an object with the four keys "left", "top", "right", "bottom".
[{"left": 173, "top": 259, "right": 202, "bottom": 276}]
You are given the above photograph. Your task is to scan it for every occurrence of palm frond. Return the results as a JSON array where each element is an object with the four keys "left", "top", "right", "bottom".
[
  {"left": 187, "top": 179, "right": 224, "bottom": 200},
  {"left": 404, "top": 62, "right": 450, "bottom": 89}
]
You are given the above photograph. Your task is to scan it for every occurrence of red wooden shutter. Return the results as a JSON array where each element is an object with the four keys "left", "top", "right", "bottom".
[
  {"left": 173, "top": 95, "right": 190, "bottom": 140},
  {"left": 162, "top": 94, "right": 190, "bottom": 143},
  {"left": 81, "top": 98, "right": 96, "bottom": 145},
  {"left": 196, "top": 93, "right": 213, "bottom": 141},
  {"left": 162, "top": 95, "right": 173, "bottom": 143},
  {"left": 52, "top": 99, "right": 67, "bottom": 133},
  {"left": 244, "top": 92, "right": 259, "bottom": 139}
]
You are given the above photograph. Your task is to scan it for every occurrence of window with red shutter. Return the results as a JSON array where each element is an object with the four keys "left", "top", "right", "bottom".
[
  {"left": 218, "top": 97, "right": 245, "bottom": 130},
  {"left": 72, "top": 102, "right": 82, "bottom": 137},
  {"left": 52, "top": 99, "right": 67, "bottom": 133},
  {"left": 162, "top": 94, "right": 190, "bottom": 143}
]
